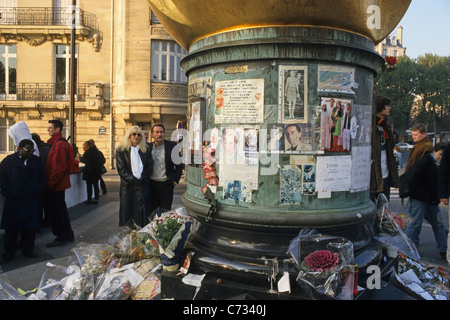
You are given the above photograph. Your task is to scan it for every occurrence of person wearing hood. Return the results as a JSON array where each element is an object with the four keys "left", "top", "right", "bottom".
[
  {"left": 8, "top": 121, "right": 39, "bottom": 157},
  {"left": 0, "top": 139, "right": 45, "bottom": 264}
]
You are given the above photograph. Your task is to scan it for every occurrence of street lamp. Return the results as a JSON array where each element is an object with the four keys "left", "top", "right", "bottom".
[{"left": 69, "top": 0, "right": 77, "bottom": 152}]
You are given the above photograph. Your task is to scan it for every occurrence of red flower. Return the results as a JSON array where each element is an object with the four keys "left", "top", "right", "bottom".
[
  {"left": 385, "top": 56, "right": 397, "bottom": 67},
  {"left": 304, "top": 250, "right": 340, "bottom": 272}
]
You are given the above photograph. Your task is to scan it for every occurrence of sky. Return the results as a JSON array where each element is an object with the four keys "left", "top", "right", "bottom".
[{"left": 392, "top": 0, "right": 450, "bottom": 59}]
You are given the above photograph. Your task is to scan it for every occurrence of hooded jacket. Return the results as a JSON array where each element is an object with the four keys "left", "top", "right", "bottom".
[{"left": 7, "top": 121, "right": 39, "bottom": 157}]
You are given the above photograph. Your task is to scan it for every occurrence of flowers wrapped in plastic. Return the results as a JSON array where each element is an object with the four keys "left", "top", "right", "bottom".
[
  {"left": 393, "top": 253, "right": 450, "bottom": 300},
  {"left": 0, "top": 275, "right": 26, "bottom": 300},
  {"left": 287, "top": 229, "right": 355, "bottom": 299},
  {"left": 373, "top": 194, "right": 419, "bottom": 260},
  {"left": 148, "top": 206, "right": 192, "bottom": 271}
]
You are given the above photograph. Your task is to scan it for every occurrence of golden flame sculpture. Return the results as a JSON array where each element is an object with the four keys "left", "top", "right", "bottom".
[{"left": 146, "top": 0, "right": 411, "bottom": 50}]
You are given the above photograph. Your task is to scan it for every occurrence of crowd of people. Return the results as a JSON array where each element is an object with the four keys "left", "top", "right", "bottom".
[
  {"left": 1, "top": 100, "right": 449, "bottom": 267},
  {"left": 0, "top": 120, "right": 183, "bottom": 265},
  {"left": 370, "top": 95, "right": 450, "bottom": 264},
  {"left": 0, "top": 120, "right": 184, "bottom": 265}
]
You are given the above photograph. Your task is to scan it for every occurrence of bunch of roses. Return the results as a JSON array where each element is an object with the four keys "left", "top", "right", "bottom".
[
  {"left": 385, "top": 56, "right": 397, "bottom": 66},
  {"left": 304, "top": 250, "right": 340, "bottom": 272},
  {"left": 384, "top": 56, "right": 397, "bottom": 72}
]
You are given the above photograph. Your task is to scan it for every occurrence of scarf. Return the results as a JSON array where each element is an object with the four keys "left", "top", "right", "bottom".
[
  {"left": 376, "top": 117, "right": 390, "bottom": 140},
  {"left": 405, "top": 137, "right": 433, "bottom": 172}
]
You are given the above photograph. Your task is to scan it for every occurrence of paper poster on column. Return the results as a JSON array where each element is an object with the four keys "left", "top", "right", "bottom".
[
  {"left": 350, "top": 146, "right": 372, "bottom": 192},
  {"left": 316, "top": 156, "right": 352, "bottom": 197},
  {"left": 214, "top": 79, "right": 264, "bottom": 123},
  {"left": 217, "top": 127, "right": 259, "bottom": 190}
]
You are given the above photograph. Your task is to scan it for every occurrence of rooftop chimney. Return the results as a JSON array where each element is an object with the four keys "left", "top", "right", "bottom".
[{"left": 397, "top": 25, "right": 403, "bottom": 46}]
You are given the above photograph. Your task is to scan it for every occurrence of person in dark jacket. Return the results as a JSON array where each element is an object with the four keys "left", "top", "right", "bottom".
[
  {"left": 80, "top": 140, "right": 105, "bottom": 204},
  {"left": 0, "top": 139, "right": 45, "bottom": 264},
  {"left": 149, "top": 124, "right": 184, "bottom": 213},
  {"left": 405, "top": 143, "right": 447, "bottom": 259},
  {"left": 116, "top": 126, "right": 153, "bottom": 228},
  {"left": 437, "top": 142, "right": 450, "bottom": 264},
  {"left": 370, "top": 96, "right": 399, "bottom": 202}
]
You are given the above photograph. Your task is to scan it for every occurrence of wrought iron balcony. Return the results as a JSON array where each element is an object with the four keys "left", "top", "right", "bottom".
[
  {"left": 0, "top": 82, "right": 87, "bottom": 101},
  {"left": 0, "top": 7, "right": 97, "bottom": 29}
]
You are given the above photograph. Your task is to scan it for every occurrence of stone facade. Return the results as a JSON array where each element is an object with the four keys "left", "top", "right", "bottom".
[{"left": 0, "top": 0, "right": 188, "bottom": 168}]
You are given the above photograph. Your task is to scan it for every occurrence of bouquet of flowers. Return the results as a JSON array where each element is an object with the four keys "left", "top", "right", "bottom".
[
  {"left": 373, "top": 194, "right": 419, "bottom": 260},
  {"left": 382, "top": 56, "right": 397, "bottom": 72},
  {"left": 394, "top": 253, "right": 450, "bottom": 300},
  {"left": 149, "top": 207, "right": 192, "bottom": 271},
  {"left": 288, "top": 229, "right": 355, "bottom": 299}
]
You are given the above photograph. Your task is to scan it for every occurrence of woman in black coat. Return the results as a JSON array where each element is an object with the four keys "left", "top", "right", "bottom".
[
  {"left": 80, "top": 140, "right": 104, "bottom": 204},
  {"left": 116, "top": 126, "right": 153, "bottom": 228},
  {"left": 0, "top": 139, "right": 45, "bottom": 263}
]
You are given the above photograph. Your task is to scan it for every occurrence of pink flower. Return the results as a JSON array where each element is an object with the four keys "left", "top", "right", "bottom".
[{"left": 304, "top": 250, "right": 340, "bottom": 272}]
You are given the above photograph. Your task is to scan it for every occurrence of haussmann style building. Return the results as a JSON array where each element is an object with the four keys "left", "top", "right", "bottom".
[{"left": 0, "top": 0, "right": 188, "bottom": 168}]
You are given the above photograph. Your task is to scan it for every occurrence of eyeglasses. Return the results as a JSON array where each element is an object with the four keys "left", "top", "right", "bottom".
[
  {"left": 21, "top": 147, "right": 35, "bottom": 153},
  {"left": 131, "top": 133, "right": 142, "bottom": 137}
]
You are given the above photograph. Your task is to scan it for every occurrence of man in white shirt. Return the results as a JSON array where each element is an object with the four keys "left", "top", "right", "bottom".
[{"left": 149, "top": 124, "right": 184, "bottom": 212}]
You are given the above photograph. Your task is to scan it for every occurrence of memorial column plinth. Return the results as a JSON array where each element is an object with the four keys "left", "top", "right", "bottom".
[{"left": 180, "top": 27, "right": 384, "bottom": 282}]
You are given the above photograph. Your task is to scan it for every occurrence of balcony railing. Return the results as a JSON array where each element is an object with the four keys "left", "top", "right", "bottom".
[
  {"left": 0, "top": 7, "right": 97, "bottom": 29},
  {"left": 0, "top": 82, "right": 87, "bottom": 101}
]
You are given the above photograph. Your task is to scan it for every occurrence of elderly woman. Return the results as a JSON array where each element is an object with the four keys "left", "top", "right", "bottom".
[{"left": 116, "top": 126, "right": 153, "bottom": 228}]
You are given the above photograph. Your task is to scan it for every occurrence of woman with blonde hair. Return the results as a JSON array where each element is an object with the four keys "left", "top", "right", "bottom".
[{"left": 116, "top": 126, "right": 153, "bottom": 228}]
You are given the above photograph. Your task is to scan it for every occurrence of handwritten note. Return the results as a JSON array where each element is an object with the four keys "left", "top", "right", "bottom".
[
  {"left": 214, "top": 79, "right": 264, "bottom": 123},
  {"left": 316, "top": 156, "right": 352, "bottom": 194},
  {"left": 350, "top": 146, "right": 371, "bottom": 192}
]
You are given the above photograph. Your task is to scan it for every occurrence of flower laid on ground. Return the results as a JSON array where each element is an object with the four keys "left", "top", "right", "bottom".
[
  {"left": 152, "top": 211, "right": 192, "bottom": 250},
  {"left": 303, "top": 250, "right": 340, "bottom": 272}
]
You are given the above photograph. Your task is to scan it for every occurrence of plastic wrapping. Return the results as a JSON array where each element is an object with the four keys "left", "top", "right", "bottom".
[
  {"left": 0, "top": 275, "right": 26, "bottom": 300},
  {"left": 287, "top": 229, "right": 355, "bottom": 299},
  {"left": 23, "top": 223, "right": 165, "bottom": 300},
  {"left": 394, "top": 254, "right": 450, "bottom": 300},
  {"left": 147, "top": 206, "right": 192, "bottom": 271},
  {"left": 373, "top": 194, "right": 420, "bottom": 260}
]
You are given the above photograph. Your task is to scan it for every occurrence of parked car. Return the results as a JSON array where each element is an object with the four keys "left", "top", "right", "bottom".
[{"left": 395, "top": 142, "right": 413, "bottom": 152}]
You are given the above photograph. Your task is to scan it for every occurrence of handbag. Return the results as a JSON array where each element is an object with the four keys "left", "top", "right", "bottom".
[{"left": 101, "top": 165, "right": 107, "bottom": 174}]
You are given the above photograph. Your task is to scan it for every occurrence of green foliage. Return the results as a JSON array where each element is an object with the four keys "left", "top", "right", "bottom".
[{"left": 374, "top": 54, "right": 450, "bottom": 138}]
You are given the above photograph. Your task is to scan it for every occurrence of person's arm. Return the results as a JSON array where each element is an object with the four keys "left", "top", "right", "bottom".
[
  {"left": 116, "top": 149, "right": 135, "bottom": 184},
  {"left": 438, "top": 145, "right": 450, "bottom": 204},
  {"left": 46, "top": 141, "right": 68, "bottom": 190}
]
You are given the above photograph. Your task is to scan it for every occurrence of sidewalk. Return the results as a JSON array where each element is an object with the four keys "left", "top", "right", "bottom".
[
  {"left": 1, "top": 174, "right": 449, "bottom": 298},
  {"left": 0, "top": 173, "right": 188, "bottom": 292}
]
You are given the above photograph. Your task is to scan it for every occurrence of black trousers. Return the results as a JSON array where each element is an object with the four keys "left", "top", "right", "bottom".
[
  {"left": 150, "top": 180, "right": 174, "bottom": 213},
  {"left": 100, "top": 177, "right": 107, "bottom": 194},
  {"left": 86, "top": 178, "right": 100, "bottom": 201},
  {"left": 44, "top": 187, "right": 74, "bottom": 241},
  {"left": 2, "top": 229, "right": 36, "bottom": 259}
]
